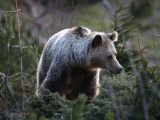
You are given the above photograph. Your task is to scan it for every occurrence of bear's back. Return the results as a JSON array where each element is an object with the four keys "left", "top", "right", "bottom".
[
  {"left": 37, "top": 27, "right": 95, "bottom": 87},
  {"left": 44, "top": 27, "right": 93, "bottom": 64}
]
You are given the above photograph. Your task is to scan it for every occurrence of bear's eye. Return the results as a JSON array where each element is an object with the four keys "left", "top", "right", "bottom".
[{"left": 107, "top": 55, "right": 112, "bottom": 59}]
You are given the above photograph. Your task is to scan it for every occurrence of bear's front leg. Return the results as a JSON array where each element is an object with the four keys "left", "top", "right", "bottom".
[
  {"left": 65, "top": 68, "right": 100, "bottom": 101},
  {"left": 81, "top": 75, "right": 100, "bottom": 102},
  {"left": 40, "top": 65, "right": 69, "bottom": 97}
]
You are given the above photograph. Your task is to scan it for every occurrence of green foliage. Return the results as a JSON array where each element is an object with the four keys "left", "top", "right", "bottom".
[
  {"left": 25, "top": 88, "right": 72, "bottom": 119},
  {"left": 29, "top": 113, "right": 49, "bottom": 120},
  {"left": 83, "top": 71, "right": 136, "bottom": 120},
  {"left": 109, "top": 1, "right": 160, "bottom": 119},
  {"left": 29, "top": 113, "right": 37, "bottom": 120},
  {"left": 25, "top": 72, "right": 136, "bottom": 120},
  {"left": 0, "top": 14, "right": 20, "bottom": 113},
  {"left": 0, "top": 14, "right": 41, "bottom": 118},
  {"left": 0, "top": 14, "right": 17, "bottom": 74},
  {"left": 71, "top": 94, "right": 87, "bottom": 120},
  {"left": 129, "top": 35, "right": 160, "bottom": 120},
  {"left": 105, "top": 110, "right": 115, "bottom": 120}
]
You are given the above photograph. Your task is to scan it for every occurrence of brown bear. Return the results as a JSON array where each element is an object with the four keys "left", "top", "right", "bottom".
[{"left": 36, "top": 26, "right": 123, "bottom": 100}]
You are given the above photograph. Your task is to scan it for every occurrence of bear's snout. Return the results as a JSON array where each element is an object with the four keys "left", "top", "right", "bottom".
[{"left": 118, "top": 67, "right": 123, "bottom": 73}]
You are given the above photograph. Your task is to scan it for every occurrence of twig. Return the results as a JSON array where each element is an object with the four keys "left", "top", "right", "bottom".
[
  {"left": 32, "top": 24, "right": 41, "bottom": 44},
  {"left": 70, "top": 1, "right": 74, "bottom": 28},
  {"left": 15, "top": 0, "right": 24, "bottom": 110},
  {"left": 23, "top": 72, "right": 36, "bottom": 77},
  {"left": 101, "top": 0, "right": 112, "bottom": 11},
  {"left": 46, "top": 25, "right": 50, "bottom": 41},
  {"left": 32, "top": 24, "right": 38, "bottom": 41},
  {"left": 0, "top": 10, "right": 17, "bottom": 13},
  {"left": 60, "top": 11, "right": 63, "bottom": 30},
  {"left": 8, "top": 73, "right": 20, "bottom": 78},
  {"left": 115, "top": 0, "right": 118, "bottom": 31},
  {"left": 147, "top": 92, "right": 155, "bottom": 107},
  {"left": 0, "top": 9, "right": 33, "bottom": 20},
  {"left": 101, "top": 9, "right": 106, "bottom": 31},
  {"left": 20, "top": 12, "right": 34, "bottom": 20},
  {"left": 148, "top": 33, "right": 160, "bottom": 38}
]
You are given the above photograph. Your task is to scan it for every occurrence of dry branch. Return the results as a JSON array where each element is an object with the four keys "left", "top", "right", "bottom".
[{"left": 15, "top": 0, "right": 24, "bottom": 110}]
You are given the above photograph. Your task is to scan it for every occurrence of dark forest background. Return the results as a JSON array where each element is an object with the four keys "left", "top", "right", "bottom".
[{"left": 0, "top": 0, "right": 160, "bottom": 120}]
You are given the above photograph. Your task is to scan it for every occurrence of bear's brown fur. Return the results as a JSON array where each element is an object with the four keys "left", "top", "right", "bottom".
[{"left": 36, "top": 26, "right": 123, "bottom": 100}]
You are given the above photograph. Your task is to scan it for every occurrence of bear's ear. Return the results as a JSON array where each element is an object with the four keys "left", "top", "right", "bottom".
[
  {"left": 107, "top": 31, "right": 118, "bottom": 42},
  {"left": 92, "top": 34, "right": 102, "bottom": 48}
]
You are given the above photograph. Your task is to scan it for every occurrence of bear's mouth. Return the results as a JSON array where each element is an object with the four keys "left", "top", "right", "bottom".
[
  {"left": 105, "top": 69, "right": 121, "bottom": 74},
  {"left": 105, "top": 69, "right": 113, "bottom": 74}
]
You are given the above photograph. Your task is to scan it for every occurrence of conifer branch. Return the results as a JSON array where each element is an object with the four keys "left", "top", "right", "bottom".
[{"left": 4, "top": 37, "right": 20, "bottom": 111}]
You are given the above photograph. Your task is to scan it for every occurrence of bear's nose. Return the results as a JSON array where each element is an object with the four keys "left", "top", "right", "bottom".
[{"left": 118, "top": 67, "right": 123, "bottom": 73}]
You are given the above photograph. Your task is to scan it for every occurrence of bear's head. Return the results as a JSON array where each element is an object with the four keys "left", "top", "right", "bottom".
[{"left": 89, "top": 31, "right": 123, "bottom": 74}]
